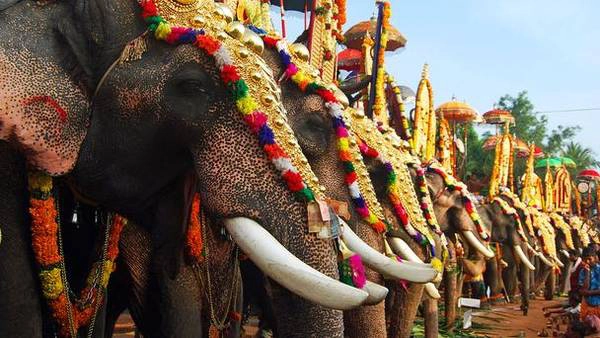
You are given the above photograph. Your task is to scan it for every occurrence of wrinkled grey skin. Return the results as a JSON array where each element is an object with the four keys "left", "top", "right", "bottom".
[{"left": 1, "top": 0, "right": 347, "bottom": 337}]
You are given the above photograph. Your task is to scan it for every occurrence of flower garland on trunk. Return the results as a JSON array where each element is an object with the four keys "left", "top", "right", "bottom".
[
  {"left": 28, "top": 171, "right": 125, "bottom": 337},
  {"left": 426, "top": 164, "right": 490, "bottom": 241}
]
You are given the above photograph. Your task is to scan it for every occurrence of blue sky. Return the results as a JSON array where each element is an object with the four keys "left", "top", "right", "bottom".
[{"left": 275, "top": 1, "right": 600, "bottom": 157}]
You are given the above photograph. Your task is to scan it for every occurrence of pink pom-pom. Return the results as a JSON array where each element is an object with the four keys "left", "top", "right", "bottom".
[{"left": 348, "top": 254, "right": 366, "bottom": 288}]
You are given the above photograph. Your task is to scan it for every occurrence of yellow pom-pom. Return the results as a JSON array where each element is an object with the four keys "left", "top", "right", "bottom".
[
  {"left": 430, "top": 257, "right": 443, "bottom": 273},
  {"left": 155, "top": 22, "right": 172, "bottom": 41},
  {"left": 236, "top": 96, "right": 258, "bottom": 115},
  {"left": 338, "top": 137, "right": 349, "bottom": 150},
  {"left": 39, "top": 268, "right": 64, "bottom": 299}
]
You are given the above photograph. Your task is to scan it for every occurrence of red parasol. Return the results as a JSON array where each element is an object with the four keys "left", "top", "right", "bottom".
[
  {"left": 578, "top": 169, "right": 600, "bottom": 181},
  {"left": 483, "top": 109, "right": 514, "bottom": 125},
  {"left": 343, "top": 18, "right": 406, "bottom": 52},
  {"left": 435, "top": 100, "right": 479, "bottom": 123},
  {"left": 517, "top": 145, "right": 544, "bottom": 158},
  {"left": 337, "top": 48, "right": 363, "bottom": 71}
]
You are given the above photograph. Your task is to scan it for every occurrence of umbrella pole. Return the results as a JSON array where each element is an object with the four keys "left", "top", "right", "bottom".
[
  {"left": 304, "top": 0, "right": 308, "bottom": 30},
  {"left": 279, "top": 0, "right": 287, "bottom": 38},
  {"left": 307, "top": 0, "right": 317, "bottom": 62},
  {"left": 366, "top": 1, "right": 385, "bottom": 119}
]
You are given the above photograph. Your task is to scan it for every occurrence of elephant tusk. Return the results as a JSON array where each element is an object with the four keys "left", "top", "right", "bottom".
[
  {"left": 361, "top": 281, "right": 389, "bottom": 305},
  {"left": 340, "top": 220, "right": 437, "bottom": 283},
  {"left": 561, "top": 249, "right": 570, "bottom": 259},
  {"left": 553, "top": 255, "right": 565, "bottom": 268},
  {"left": 224, "top": 217, "right": 368, "bottom": 310},
  {"left": 514, "top": 245, "right": 535, "bottom": 271},
  {"left": 424, "top": 283, "right": 442, "bottom": 299},
  {"left": 537, "top": 252, "right": 555, "bottom": 267},
  {"left": 526, "top": 243, "right": 538, "bottom": 255},
  {"left": 385, "top": 237, "right": 442, "bottom": 298},
  {"left": 461, "top": 231, "right": 495, "bottom": 258}
]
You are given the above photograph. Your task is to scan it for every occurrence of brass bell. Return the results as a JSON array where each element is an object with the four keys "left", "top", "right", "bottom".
[
  {"left": 289, "top": 43, "right": 310, "bottom": 62},
  {"left": 241, "top": 29, "right": 264, "bottom": 55},
  {"left": 214, "top": 3, "right": 234, "bottom": 23},
  {"left": 226, "top": 21, "right": 246, "bottom": 40}
]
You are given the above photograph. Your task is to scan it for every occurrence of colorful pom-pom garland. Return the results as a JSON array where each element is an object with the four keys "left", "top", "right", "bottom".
[
  {"left": 263, "top": 34, "right": 391, "bottom": 236},
  {"left": 426, "top": 164, "right": 491, "bottom": 241}
]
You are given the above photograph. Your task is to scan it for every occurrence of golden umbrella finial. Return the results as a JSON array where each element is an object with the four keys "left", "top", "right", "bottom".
[{"left": 421, "top": 63, "right": 429, "bottom": 79}]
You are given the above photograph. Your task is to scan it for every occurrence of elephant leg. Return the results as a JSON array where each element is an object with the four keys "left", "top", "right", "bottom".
[
  {"left": 518, "top": 261, "right": 530, "bottom": 315},
  {"left": 502, "top": 251, "right": 518, "bottom": 301},
  {"left": 558, "top": 260, "right": 571, "bottom": 295},
  {"left": 386, "top": 283, "right": 424, "bottom": 338},
  {"left": 534, "top": 264, "right": 551, "bottom": 295},
  {"left": 423, "top": 297, "right": 438, "bottom": 338},
  {"left": 104, "top": 261, "right": 132, "bottom": 338},
  {"left": 443, "top": 270, "right": 458, "bottom": 331},
  {"left": 0, "top": 142, "right": 44, "bottom": 337},
  {"left": 544, "top": 269, "right": 556, "bottom": 300}
]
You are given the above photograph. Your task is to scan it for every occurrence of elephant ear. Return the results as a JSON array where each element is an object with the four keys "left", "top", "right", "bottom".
[{"left": 0, "top": 30, "right": 90, "bottom": 176}]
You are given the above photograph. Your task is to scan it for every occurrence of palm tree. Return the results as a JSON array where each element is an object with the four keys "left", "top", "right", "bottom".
[{"left": 561, "top": 141, "right": 600, "bottom": 175}]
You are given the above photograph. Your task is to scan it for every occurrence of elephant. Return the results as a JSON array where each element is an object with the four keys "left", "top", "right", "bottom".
[{"left": 1, "top": 0, "right": 378, "bottom": 336}]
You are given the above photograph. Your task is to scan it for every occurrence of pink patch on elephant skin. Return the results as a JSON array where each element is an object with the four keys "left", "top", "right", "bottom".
[
  {"left": 0, "top": 50, "right": 89, "bottom": 176},
  {"left": 22, "top": 96, "right": 68, "bottom": 123}
]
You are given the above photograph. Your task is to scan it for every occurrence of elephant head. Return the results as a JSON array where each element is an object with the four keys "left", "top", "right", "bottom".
[{"left": 2, "top": 0, "right": 374, "bottom": 336}]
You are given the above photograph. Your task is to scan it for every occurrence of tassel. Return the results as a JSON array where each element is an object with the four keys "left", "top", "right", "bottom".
[
  {"left": 118, "top": 31, "right": 148, "bottom": 64},
  {"left": 337, "top": 239, "right": 366, "bottom": 288}
]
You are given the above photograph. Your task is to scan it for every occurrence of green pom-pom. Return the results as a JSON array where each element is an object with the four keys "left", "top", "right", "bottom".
[
  {"left": 343, "top": 161, "right": 355, "bottom": 173},
  {"left": 338, "top": 259, "right": 354, "bottom": 286},
  {"left": 229, "top": 80, "right": 249, "bottom": 100},
  {"left": 296, "top": 187, "right": 315, "bottom": 202}
]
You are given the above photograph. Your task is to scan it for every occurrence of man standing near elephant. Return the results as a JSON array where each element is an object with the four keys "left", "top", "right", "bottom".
[{"left": 579, "top": 246, "right": 600, "bottom": 332}]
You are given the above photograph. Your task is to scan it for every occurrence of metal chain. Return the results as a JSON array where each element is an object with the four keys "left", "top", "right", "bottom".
[
  {"left": 55, "top": 187, "right": 113, "bottom": 338},
  {"left": 194, "top": 209, "right": 240, "bottom": 332}
]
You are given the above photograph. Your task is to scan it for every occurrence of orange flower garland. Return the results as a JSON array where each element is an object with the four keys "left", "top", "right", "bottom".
[
  {"left": 186, "top": 193, "right": 203, "bottom": 263},
  {"left": 372, "top": 1, "right": 390, "bottom": 121},
  {"left": 28, "top": 171, "right": 126, "bottom": 337}
]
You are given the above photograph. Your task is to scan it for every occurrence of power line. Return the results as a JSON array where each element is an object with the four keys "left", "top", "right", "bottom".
[{"left": 537, "top": 108, "right": 600, "bottom": 114}]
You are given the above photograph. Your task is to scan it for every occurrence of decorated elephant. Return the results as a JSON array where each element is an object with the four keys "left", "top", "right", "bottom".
[{"left": 0, "top": 0, "right": 385, "bottom": 336}]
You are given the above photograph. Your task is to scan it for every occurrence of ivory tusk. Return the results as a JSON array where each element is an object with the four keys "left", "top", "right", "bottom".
[
  {"left": 461, "top": 231, "right": 495, "bottom": 258},
  {"left": 224, "top": 217, "right": 368, "bottom": 310},
  {"left": 340, "top": 220, "right": 437, "bottom": 283},
  {"left": 386, "top": 237, "right": 443, "bottom": 297},
  {"left": 538, "top": 252, "right": 555, "bottom": 267},
  {"left": 362, "top": 281, "right": 389, "bottom": 305},
  {"left": 514, "top": 245, "right": 535, "bottom": 271},
  {"left": 553, "top": 255, "right": 565, "bottom": 268},
  {"left": 561, "top": 249, "right": 570, "bottom": 259}
]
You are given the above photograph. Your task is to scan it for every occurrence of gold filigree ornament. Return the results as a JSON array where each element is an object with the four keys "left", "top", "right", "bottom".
[
  {"left": 346, "top": 108, "right": 434, "bottom": 244},
  {"left": 151, "top": 0, "right": 327, "bottom": 198}
]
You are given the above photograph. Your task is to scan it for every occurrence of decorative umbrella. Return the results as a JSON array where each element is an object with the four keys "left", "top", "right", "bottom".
[
  {"left": 578, "top": 169, "right": 600, "bottom": 180},
  {"left": 535, "top": 158, "right": 562, "bottom": 169},
  {"left": 270, "top": 0, "right": 315, "bottom": 11},
  {"left": 398, "top": 85, "right": 416, "bottom": 104},
  {"left": 337, "top": 48, "right": 362, "bottom": 71},
  {"left": 556, "top": 157, "right": 576, "bottom": 168},
  {"left": 435, "top": 99, "right": 479, "bottom": 123},
  {"left": 343, "top": 17, "right": 406, "bottom": 51},
  {"left": 517, "top": 144, "right": 544, "bottom": 158},
  {"left": 483, "top": 109, "right": 514, "bottom": 125}
]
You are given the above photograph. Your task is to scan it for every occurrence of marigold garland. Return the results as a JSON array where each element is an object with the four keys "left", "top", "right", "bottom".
[
  {"left": 372, "top": 1, "right": 391, "bottom": 122},
  {"left": 186, "top": 193, "right": 203, "bottom": 263},
  {"left": 28, "top": 171, "right": 125, "bottom": 337},
  {"left": 426, "top": 164, "right": 490, "bottom": 241}
]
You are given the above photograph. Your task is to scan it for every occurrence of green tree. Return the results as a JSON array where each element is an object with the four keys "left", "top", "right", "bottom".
[{"left": 561, "top": 141, "right": 600, "bottom": 175}]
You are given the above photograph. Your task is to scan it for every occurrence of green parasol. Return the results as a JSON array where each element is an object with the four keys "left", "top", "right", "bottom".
[
  {"left": 535, "top": 158, "right": 561, "bottom": 169},
  {"left": 556, "top": 157, "right": 576, "bottom": 168}
]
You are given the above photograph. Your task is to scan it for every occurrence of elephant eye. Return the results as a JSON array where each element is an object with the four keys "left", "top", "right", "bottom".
[{"left": 176, "top": 79, "right": 208, "bottom": 96}]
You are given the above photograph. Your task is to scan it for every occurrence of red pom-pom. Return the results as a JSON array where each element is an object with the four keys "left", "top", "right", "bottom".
[
  {"left": 141, "top": 0, "right": 158, "bottom": 18},
  {"left": 220, "top": 65, "right": 240, "bottom": 84},
  {"left": 263, "top": 36, "right": 279, "bottom": 48},
  {"left": 195, "top": 35, "right": 220, "bottom": 55},
  {"left": 243, "top": 112, "right": 267, "bottom": 133},
  {"left": 282, "top": 170, "right": 305, "bottom": 192},
  {"left": 264, "top": 144, "right": 287, "bottom": 161},
  {"left": 316, "top": 89, "right": 337, "bottom": 103},
  {"left": 345, "top": 172, "right": 357, "bottom": 185}
]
